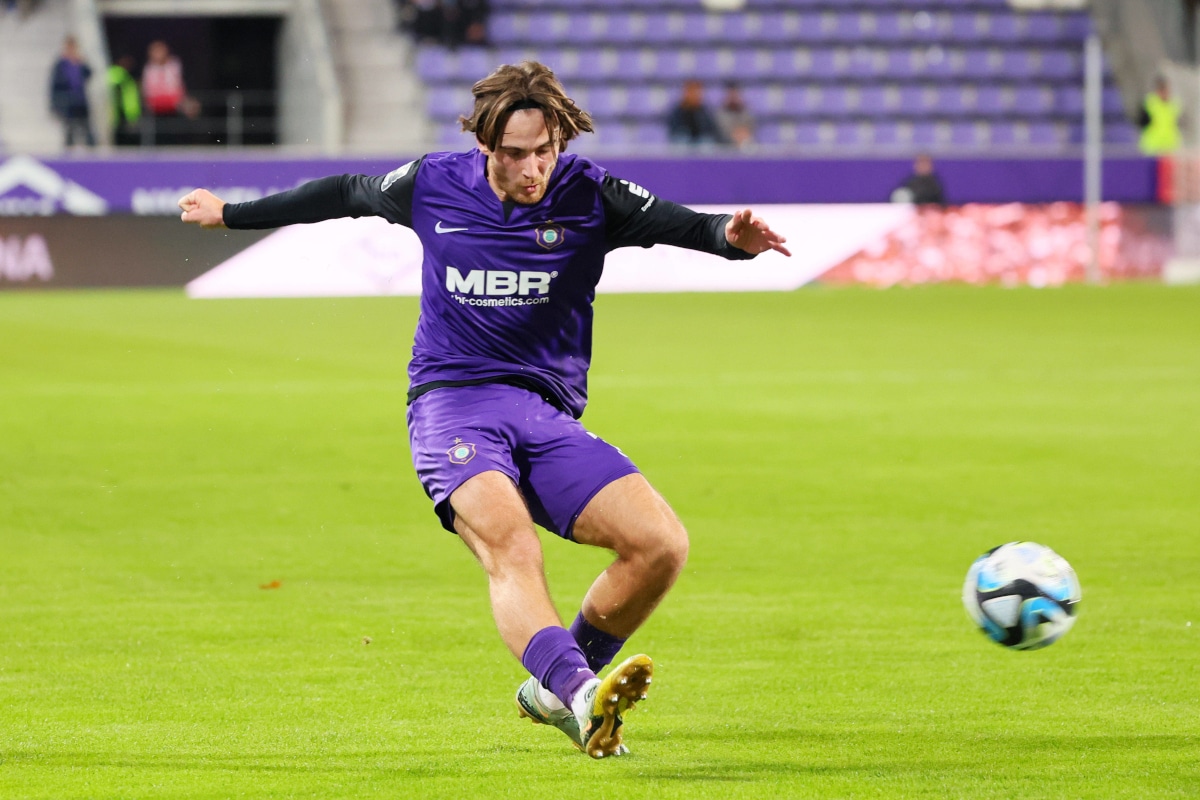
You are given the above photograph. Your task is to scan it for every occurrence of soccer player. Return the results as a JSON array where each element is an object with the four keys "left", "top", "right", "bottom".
[{"left": 179, "top": 61, "right": 789, "bottom": 758}]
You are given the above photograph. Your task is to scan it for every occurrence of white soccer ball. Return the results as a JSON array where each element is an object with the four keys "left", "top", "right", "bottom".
[{"left": 962, "top": 541, "right": 1081, "bottom": 650}]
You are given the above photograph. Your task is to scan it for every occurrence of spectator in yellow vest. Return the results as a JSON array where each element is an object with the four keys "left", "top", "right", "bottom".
[
  {"left": 107, "top": 54, "right": 142, "bottom": 146},
  {"left": 1139, "top": 77, "right": 1181, "bottom": 155}
]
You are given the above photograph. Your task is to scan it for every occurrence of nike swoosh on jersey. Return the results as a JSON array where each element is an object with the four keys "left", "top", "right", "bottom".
[{"left": 435, "top": 221, "right": 469, "bottom": 234}]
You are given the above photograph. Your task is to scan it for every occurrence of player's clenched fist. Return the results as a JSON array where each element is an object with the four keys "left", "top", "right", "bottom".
[{"left": 178, "top": 188, "right": 227, "bottom": 229}]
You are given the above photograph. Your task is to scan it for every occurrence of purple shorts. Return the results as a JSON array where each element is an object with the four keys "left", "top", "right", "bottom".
[{"left": 406, "top": 383, "right": 640, "bottom": 538}]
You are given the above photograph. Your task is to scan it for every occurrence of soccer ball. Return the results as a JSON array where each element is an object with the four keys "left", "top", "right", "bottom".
[{"left": 962, "top": 541, "right": 1080, "bottom": 650}]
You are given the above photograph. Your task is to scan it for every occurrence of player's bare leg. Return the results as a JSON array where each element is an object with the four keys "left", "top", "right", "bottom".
[
  {"left": 571, "top": 473, "right": 690, "bottom": 639},
  {"left": 449, "top": 470, "right": 561, "bottom": 658},
  {"left": 453, "top": 470, "right": 630, "bottom": 755},
  {"left": 518, "top": 473, "right": 686, "bottom": 756}
]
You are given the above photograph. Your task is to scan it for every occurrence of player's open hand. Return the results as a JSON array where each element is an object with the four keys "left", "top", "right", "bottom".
[
  {"left": 725, "top": 209, "right": 791, "bottom": 257},
  {"left": 178, "top": 188, "right": 227, "bottom": 229}
]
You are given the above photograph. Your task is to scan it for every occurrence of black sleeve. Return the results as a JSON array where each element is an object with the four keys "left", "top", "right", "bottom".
[
  {"left": 600, "top": 174, "right": 755, "bottom": 260},
  {"left": 223, "top": 157, "right": 424, "bottom": 230}
]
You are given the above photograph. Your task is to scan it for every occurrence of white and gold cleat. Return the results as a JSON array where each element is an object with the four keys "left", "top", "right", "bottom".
[{"left": 573, "top": 654, "right": 653, "bottom": 759}]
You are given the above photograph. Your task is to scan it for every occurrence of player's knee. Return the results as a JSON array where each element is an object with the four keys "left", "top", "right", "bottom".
[{"left": 641, "top": 519, "right": 689, "bottom": 581}]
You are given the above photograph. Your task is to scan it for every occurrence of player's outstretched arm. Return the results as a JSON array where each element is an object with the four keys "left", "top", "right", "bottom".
[
  {"left": 178, "top": 189, "right": 227, "bottom": 229},
  {"left": 725, "top": 209, "right": 791, "bottom": 257}
]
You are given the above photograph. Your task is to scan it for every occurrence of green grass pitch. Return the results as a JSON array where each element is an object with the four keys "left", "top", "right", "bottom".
[{"left": 1, "top": 285, "right": 1198, "bottom": 799}]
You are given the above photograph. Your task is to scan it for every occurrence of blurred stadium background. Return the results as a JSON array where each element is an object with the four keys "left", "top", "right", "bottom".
[{"left": 1, "top": 0, "right": 1200, "bottom": 285}]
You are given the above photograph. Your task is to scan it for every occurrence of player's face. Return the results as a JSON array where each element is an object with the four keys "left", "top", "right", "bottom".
[{"left": 481, "top": 109, "right": 559, "bottom": 205}]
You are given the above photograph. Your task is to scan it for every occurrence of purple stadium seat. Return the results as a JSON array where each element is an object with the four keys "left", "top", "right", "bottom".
[
  {"left": 627, "top": 85, "right": 670, "bottom": 119},
  {"left": 832, "top": 11, "right": 865, "bottom": 41},
  {"left": 918, "top": 46, "right": 958, "bottom": 80},
  {"left": 694, "top": 49, "right": 736, "bottom": 81},
  {"left": 642, "top": 12, "right": 678, "bottom": 44},
  {"left": 1103, "top": 86, "right": 1127, "bottom": 115},
  {"left": 593, "top": 123, "right": 632, "bottom": 148},
  {"left": 415, "top": 47, "right": 451, "bottom": 81},
  {"left": 1040, "top": 51, "right": 1080, "bottom": 81},
  {"left": 932, "top": 85, "right": 970, "bottom": 115},
  {"left": 858, "top": 85, "right": 891, "bottom": 116},
  {"left": 817, "top": 86, "right": 854, "bottom": 116},
  {"left": 606, "top": 11, "right": 644, "bottom": 43},
  {"left": 769, "top": 49, "right": 802, "bottom": 79},
  {"left": 886, "top": 49, "right": 918, "bottom": 79},
  {"left": 898, "top": 84, "right": 928, "bottom": 113},
  {"left": 715, "top": 12, "right": 759, "bottom": 43},
  {"left": 454, "top": 49, "right": 495, "bottom": 82},
  {"left": 872, "top": 120, "right": 907, "bottom": 147},
  {"left": 988, "top": 120, "right": 1022, "bottom": 147},
  {"left": 427, "top": 86, "right": 472, "bottom": 121},
  {"left": 975, "top": 85, "right": 1008, "bottom": 115},
  {"left": 488, "top": 13, "right": 523, "bottom": 45},
  {"left": 763, "top": 11, "right": 812, "bottom": 43},
  {"left": 807, "top": 49, "right": 841, "bottom": 80},
  {"left": 1013, "top": 86, "right": 1052, "bottom": 115},
  {"left": 1061, "top": 12, "right": 1093, "bottom": 40},
  {"left": 873, "top": 13, "right": 907, "bottom": 43},
  {"left": 987, "top": 13, "right": 1024, "bottom": 42},
  {"left": 999, "top": 50, "right": 1036, "bottom": 80},
  {"left": 653, "top": 49, "right": 696, "bottom": 80},
  {"left": 833, "top": 122, "right": 866, "bottom": 147},
  {"left": 841, "top": 47, "right": 875, "bottom": 79},
  {"left": 1104, "top": 123, "right": 1137, "bottom": 145},
  {"left": 911, "top": 121, "right": 942, "bottom": 147},
  {"left": 782, "top": 84, "right": 815, "bottom": 116},
  {"left": 739, "top": 84, "right": 773, "bottom": 115},
  {"left": 578, "top": 49, "right": 621, "bottom": 82},
  {"left": 732, "top": 48, "right": 770, "bottom": 80},
  {"left": 796, "top": 122, "right": 825, "bottom": 146},
  {"left": 1027, "top": 121, "right": 1063, "bottom": 145},
  {"left": 679, "top": 13, "right": 717, "bottom": 43},
  {"left": 962, "top": 49, "right": 997, "bottom": 80},
  {"left": 949, "top": 13, "right": 985, "bottom": 42},
  {"left": 437, "top": 121, "right": 474, "bottom": 148},
  {"left": 585, "top": 86, "right": 627, "bottom": 118},
  {"left": 523, "top": 12, "right": 570, "bottom": 44},
  {"left": 755, "top": 122, "right": 786, "bottom": 146},
  {"left": 633, "top": 121, "right": 669, "bottom": 146},
  {"left": 949, "top": 121, "right": 980, "bottom": 147},
  {"left": 1022, "top": 12, "right": 1064, "bottom": 43}
]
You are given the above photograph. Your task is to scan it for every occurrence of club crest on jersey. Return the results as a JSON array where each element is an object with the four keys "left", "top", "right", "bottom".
[
  {"left": 447, "top": 441, "right": 477, "bottom": 465},
  {"left": 535, "top": 224, "right": 565, "bottom": 250}
]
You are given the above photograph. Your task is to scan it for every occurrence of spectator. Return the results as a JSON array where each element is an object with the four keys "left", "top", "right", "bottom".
[
  {"left": 667, "top": 80, "right": 723, "bottom": 146},
  {"left": 891, "top": 153, "right": 946, "bottom": 206},
  {"left": 107, "top": 54, "right": 142, "bottom": 146},
  {"left": 1139, "top": 76, "right": 1181, "bottom": 156},
  {"left": 715, "top": 81, "right": 755, "bottom": 150},
  {"left": 396, "top": 0, "right": 489, "bottom": 47},
  {"left": 142, "top": 40, "right": 186, "bottom": 118},
  {"left": 49, "top": 35, "right": 95, "bottom": 148}
]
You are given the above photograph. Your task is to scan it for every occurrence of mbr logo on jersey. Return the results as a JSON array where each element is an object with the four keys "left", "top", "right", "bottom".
[{"left": 446, "top": 266, "right": 555, "bottom": 295}]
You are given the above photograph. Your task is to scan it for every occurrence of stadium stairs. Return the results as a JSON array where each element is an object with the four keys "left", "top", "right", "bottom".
[
  {"left": 0, "top": 0, "right": 74, "bottom": 155},
  {"left": 322, "top": 0, "right": 429, "bottom": 154}
]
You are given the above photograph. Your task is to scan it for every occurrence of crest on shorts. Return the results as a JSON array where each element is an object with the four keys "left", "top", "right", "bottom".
[
  {"left": 535, "top": 224, "right": 565, "bottom": 250},
  {"left": 447, "top": 440, "right": 477, "bottom": 465}
]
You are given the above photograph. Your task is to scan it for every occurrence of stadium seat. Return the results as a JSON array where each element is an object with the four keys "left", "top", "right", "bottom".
[{"left": 975, "top": 85, "right": 1008, "bottom": 116}]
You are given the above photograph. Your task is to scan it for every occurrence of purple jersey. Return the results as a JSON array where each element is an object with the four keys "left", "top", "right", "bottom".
[{"left": 223, "top": 148, "right": 753, "bottom": 418}]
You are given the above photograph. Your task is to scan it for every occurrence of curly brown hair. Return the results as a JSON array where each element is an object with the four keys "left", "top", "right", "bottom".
[{"left": 459, "top": 61, "right": 594, "bottom": 151}]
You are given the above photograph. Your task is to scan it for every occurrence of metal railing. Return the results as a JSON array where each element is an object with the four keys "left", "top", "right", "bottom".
[{"left": 125, "top": 89, "right": 277, "bottom": 147}]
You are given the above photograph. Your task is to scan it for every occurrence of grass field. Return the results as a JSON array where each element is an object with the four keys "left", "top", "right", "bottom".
[{"left": 1, "top": 285, "right": 1198, "bottom": 799}]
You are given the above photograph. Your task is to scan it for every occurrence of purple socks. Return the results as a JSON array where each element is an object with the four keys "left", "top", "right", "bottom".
[
  {"left": 521, "top": 626, "right": 595, "bottom": 707},
  {"left": 520, "top": 615, "right": 630, "bottom": 706},
  {"left": 569, "top": 611, "right": 627, "bottom": 673}
]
